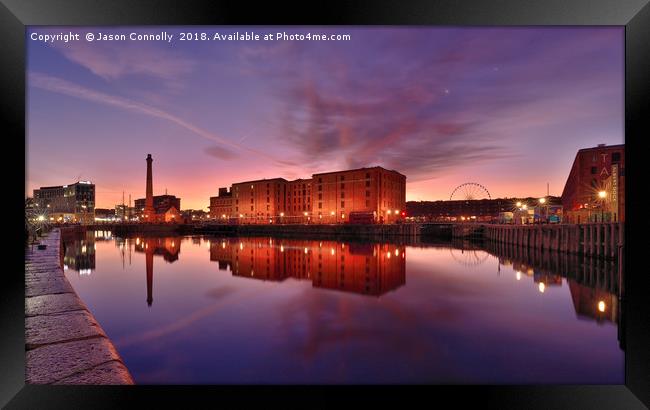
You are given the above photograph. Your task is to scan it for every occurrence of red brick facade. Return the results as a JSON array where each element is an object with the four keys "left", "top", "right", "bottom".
[
  {"left": 561, "top": 144, "right": 624, "bottom": 223},
  {"left": 209, "top": 166, "right": 406, "bottom": 224}
]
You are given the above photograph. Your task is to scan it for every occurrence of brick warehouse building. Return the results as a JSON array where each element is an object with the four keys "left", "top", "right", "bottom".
[
  {"left": 231, "top": 177, "right": 288, "bottom": 223},
  {"left": 561, "top": 143, "right": 625, "bottom": 223},
  {"left": 208, "top": 187, "right": 233, "bottom": 219},
  {"left": 209, "top": 166, "right": 406, "bottom": 224},
  {"left": 134, "top": 194, "right": 181, "bottom": 217}
]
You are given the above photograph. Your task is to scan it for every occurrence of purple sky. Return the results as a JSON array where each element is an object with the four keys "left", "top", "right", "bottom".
[{"left": 26, "top": 27, "right": 623, "bottom": 209}]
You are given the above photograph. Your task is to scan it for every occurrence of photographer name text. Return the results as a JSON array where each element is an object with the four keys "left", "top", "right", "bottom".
[{"left": 30, "top": 31, "right": 351, "bottom": 44}]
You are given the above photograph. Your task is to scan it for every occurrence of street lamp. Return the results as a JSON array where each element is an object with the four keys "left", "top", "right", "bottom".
[
  {"left": 538, "top": 197, "right": 547, "bottom": 224},
  {"left": 598, "top": 190, "right": 607, "bottom": 222}
]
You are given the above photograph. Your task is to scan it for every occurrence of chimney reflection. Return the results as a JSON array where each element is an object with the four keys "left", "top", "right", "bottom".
[
  {"left": 146, "top": 246, "right": 153, "bottom": 306},
  {"left": 133, "top": 236, "right": 182, "bottom": 307},
  {"left": 209, "top": 238, "right": 406, "bottom": 296}
]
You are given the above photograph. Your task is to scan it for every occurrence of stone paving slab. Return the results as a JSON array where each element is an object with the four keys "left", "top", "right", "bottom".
[
  {"left": 25, "top": 267, "right": 65, "bottom": 280},
  {"left": 25, "top": 293, "right": 86, "bottom": 317},
  {"left": 26, "top": 265, "right": 65, "bottom": 275},
  {"left": 26, "top": 337, "right": 124, "bottom": 384},
  {"left": 25, "top": 257, "right": 59, "bottom": 272},
  {"left": 53, "top": 361, "right": 134, "bottom": 385},
  {"left": 25, "top": 310, "right": 106, "bottom": 349},
  {"left": 25, "top": 275, "right": 74, "bottom": 297},
  {"left": 25, "top": 229, "right": 134, "bottom": 384}
]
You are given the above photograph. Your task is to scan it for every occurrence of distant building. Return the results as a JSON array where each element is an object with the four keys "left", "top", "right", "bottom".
[
  {"left": 33, "top": 181, "right": 95, "bottom": 224},
  {"left": 406, "top": 197, "right": 561, "bottom": 222},
  {"left": 181, "top": 209, "right": 208, "bottom": 222},
  {"left": 115, "top": 204, "right": 136, "bottom": 221},
  {"left": 209, "top": 187, "right": 233, "bottom": 220},
  {"left": 94, "top": 208, "right": 116, "bottom": 222},
  {"left": 134, "top": 195, "right": 181, "bottom": 219},
  {"left": 561, "top": 144, "right": 625, "bottom": 223},
  {"left": 163, "top": 205, "right": 181, "bottom": 223},
  {"left": 212, "top": 166, "right": 406, "bottom": 224}
]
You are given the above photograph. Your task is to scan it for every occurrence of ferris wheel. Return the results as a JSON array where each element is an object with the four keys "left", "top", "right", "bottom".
[
  {"left": 449, "top": 248, "right": 490, "bottom": 267},
  {"left": 450, "top": 182, "right": 491, "bottom": 201}
]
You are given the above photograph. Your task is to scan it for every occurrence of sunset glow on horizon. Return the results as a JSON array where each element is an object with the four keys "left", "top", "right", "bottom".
[{"left": 26, "top": 27, "right": 623, "bottom": 209}]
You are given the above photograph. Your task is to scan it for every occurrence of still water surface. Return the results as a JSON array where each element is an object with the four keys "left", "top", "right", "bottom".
[{"left": 63, "top": 231, "right": 623, "bottom": 384}]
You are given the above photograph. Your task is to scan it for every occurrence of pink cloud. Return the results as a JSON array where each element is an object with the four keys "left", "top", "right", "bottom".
[{"left": 54, "top": 41, "right": 196, "bottom": 85}]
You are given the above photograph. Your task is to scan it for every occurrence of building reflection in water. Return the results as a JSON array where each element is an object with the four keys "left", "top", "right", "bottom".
[
  {"left": 132, "top": 236, "right": 182, "bottom": 306},
  {"left": 65, "top": 232, "right": 622, "bottom": 347},
  {"left": 483, "top": 239, "right": 623, "bottom": 348},
  {"left": 62, "top": 230, "right": 96, "bottom": 275},
  {"left": 209, "top": 238, "right": 406, "bottom": 296}
]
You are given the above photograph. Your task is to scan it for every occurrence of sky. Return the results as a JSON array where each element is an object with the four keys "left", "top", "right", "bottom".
[{"left": 26, "top": 27, "right": 624, "bottom": 210}]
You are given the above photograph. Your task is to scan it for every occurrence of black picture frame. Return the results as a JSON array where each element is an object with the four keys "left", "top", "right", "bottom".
[{"left": 3, "top": 0, "right": 649, "bottom": 408}]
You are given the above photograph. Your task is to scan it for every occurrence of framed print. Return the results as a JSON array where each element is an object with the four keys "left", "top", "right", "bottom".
[{"left": 3, "top": 0, "right": 649, "bottom": 408}]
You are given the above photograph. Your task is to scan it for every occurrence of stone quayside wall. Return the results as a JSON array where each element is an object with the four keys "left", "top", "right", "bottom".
[
  {"left": 91, "top": 222, "right": 421, "bottom": 239},
  {"left": 24, "top": 229, "right": 134, "bottom": 384}
]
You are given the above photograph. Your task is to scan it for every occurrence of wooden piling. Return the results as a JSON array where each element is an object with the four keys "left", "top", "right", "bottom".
[
  {"left": 596, "top": 223, "right": 601, "bottom": 258},
  {"left": 601, "top": 224, "right": 606, "bottom": 257}
]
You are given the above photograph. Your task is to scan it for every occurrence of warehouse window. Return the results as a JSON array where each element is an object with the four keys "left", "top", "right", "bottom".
[
  {"left": 612, "top": 152, "right": 621, "bottom": 162},
  {"left": 591, "top": 167, "right": 597, "bottom": 174}
]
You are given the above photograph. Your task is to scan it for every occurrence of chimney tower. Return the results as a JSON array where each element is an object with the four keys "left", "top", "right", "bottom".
[{"left": 144, "top": 154, "right": 155, "bottom": 221}]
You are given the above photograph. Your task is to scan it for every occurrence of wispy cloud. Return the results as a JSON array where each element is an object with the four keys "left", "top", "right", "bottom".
[
  {"left": 54, "top": 41, "right": 195, "bottom": 88},
  {"left": 204, "top": 145, "right": 238, "bottom": 160},
  {"left": 29, "top": 72, "right": 289, "bottom": 164},
  {"left": 240, "top": 28, "right": 622, "bottom": 180}
]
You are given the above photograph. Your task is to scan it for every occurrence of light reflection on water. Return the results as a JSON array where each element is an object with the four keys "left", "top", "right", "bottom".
[{"left": 63, "top": 230, "right": 624, "bottom": 384}]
